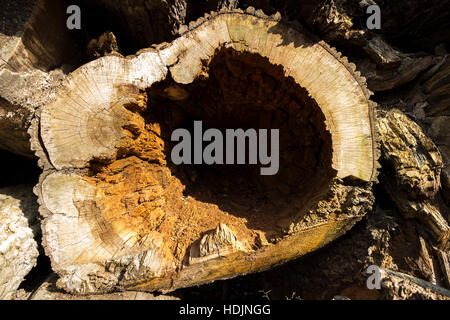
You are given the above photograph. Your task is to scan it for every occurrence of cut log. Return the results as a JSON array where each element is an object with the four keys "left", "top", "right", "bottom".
[
  {"left": 33, "top": 9, "right": 379, "bottom": 294},
  {"left": 0, "top": 185, "right": 39, "bottom": 300},
  {"left": 0, "top": 0, "right": 75, "bottom": 157}
]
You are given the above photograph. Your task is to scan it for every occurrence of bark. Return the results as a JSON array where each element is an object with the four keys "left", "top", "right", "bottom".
[
  {"left": 0, "top": 0, "right": 447, "bottom": 300},
  {"left": 175, "top": 203, "right": 450, "bottom": 300},
  {"left": 356, "top": 37, "right": 435, "bottom": 92},
  {"left": 0, "top": 0, "right": 75, "bottom": 72},
  {"left": 437, "top": 250, "right": 450, "bottom": 288},
  {"left": 0, "top": 67, "right": 65, "bottom": 158},
  {"left": 280, "top": 0, "right": 450, "bottom": 49},
  {"left": 0, "top": 185, "right": 39, "bottom": 300},
  {"left": 422, "top": 60, "right": 450, "bottom": 205},
  {"left": 379, "top": 268, "right": 450, "bottom": 300},
  {"left": 33, "top": 9, "right": 379, "bottom": 294},
  {"left": 82, "top": 0, "right": 188, "bottom": 51},
  {"left": 377, "top": 109, "right": 449, "bottom": 249},
  {"left": 27, "top": 274, "right": 179, "bottom": 300},
  {"left": 82, "top": 0, "right": 239, "bottom": 53},
  {"left": 0, "top": 0, "right": 76, "bottom": 157},
  {"left": 1, "top": 1, "right": 446, "bottom": 158}
]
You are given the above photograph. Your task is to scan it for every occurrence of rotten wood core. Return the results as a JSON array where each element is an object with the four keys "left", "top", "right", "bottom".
[
  {"left": 34, "top": 9, "right": 379, "bottom": 294},
  {"left": 84, "top": 46, "right": 336, "bottom": 264}
]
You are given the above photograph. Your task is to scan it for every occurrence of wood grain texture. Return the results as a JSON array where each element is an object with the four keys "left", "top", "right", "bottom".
[
  {"left": 377, "top": 109, "right": 449, "bottom": 249},
  {"left": 0, "top": 0, "right": 75, "bottom": 157},
  {"left": 0, "top": 185, "right": 39, "bottom": 300},
  {"left": 34, "top": 9, "right": 379, "bottom": 294}
]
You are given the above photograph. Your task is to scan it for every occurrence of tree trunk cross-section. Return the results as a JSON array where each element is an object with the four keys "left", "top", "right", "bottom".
[{"left": 33, "top": 9, "right": 379, "bottom": 294}]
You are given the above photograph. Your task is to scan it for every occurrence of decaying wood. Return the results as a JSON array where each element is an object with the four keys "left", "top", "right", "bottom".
[
  {"left": 377, "top": 109, "right": 449, "bottom": 248},
  {"left": 0, "top": 185, "right": 39, "bottom": 300},
  {"left": 422, "top": 60, "right": 450, "bottom": 205},
  {"left": 0, "top": 66, "right": 65, "bottom": 158},
  {"left": 0, "top": 0, "right": 445, "bottom": 300},
  {"left": 219, "top": 201, "right": 448, "bottom": 300},
  {"left": 366, "top": 55, "right": 434, "bottom": 92},
  {"left": 296, "top": 0, "right": 366, "bottom": 44},
  {"left": 0, "top": 0, "right": 75, "bottom": 157},
  {"left": 27, "top": 274, "right": 179, "bottom": 300},
  {"left": 291, "top": 0, "right": 450, "bottom": 49},
  {"left": 86, "top": 32, "right": 120, "bottom": 60},
  {"left": 379, "top": 268, "right": 450, "bottom": 300},
  {"left": 0, "top": 0, "right": 74, "bottom": 72},
  {"left": 32, "top": 9, "right": 379, "bottom": 294},
  {"left": 418, "top": 236, "right": 436, "bottom": 284},
  {"left": 360, "top": 38, "right": 434, "bottom": 92},
  {"left": 363, "top": 37, "right": 402, "bottom": 69},
  {"left": 436, "top": 250, "right": 450, "bottom": 288},
  {"left": 85, "top": 0, "right": 239, "bottom": 51},
  {"left": 84, "top": 0, "right": 187, "bottom": 50}
]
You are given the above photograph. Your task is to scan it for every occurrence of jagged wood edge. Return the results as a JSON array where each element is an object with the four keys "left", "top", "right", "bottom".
[
  {"left": 29, "top": 7, "right": 381, "bottom": 292},
  {"left": 31, "top": 7, "right": 380, "bottom": 178},
  {"left": 173, "top": 7, "right": 381, "bottom": 183}
]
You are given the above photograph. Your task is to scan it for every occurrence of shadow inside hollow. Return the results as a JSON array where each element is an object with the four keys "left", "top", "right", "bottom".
[{"left": 145, "top": 47, "right": 336, "bottom": 237}]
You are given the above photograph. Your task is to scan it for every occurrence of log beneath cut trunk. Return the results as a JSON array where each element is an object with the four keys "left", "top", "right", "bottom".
[
  {"left": 28, "top": 274, "right": 179, "bottom": 300},
  {"left": 0, "top": 185, "right": 39, "bottom": 300},
  {"left": 33, "top": 9, "right": 379, "bottom": 294}
]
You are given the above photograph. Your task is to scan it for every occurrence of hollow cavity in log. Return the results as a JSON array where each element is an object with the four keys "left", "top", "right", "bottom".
[
  {"left": 143, "top": 47, "right": 335, "bottom": 244},
  {"left": 35, "top": 10, "right": 378, "bottom": 294}
]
